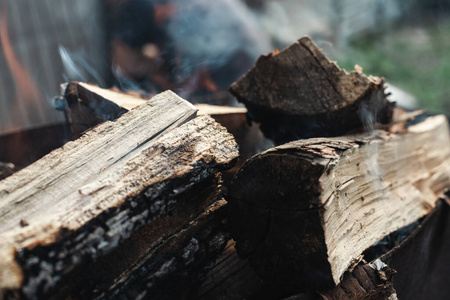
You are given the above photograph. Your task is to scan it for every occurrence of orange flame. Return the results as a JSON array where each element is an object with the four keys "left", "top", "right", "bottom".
[{"left": 0, "top": 1, "right": 43, "bottom": 130}]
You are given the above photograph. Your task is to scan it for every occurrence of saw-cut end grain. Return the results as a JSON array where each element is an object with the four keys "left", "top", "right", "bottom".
[
  {"left": 229, "top": 36, "right": 394, "bottom": 144},
  {"left": 229, "top": 114, "right": 450, "bottom": 292}
]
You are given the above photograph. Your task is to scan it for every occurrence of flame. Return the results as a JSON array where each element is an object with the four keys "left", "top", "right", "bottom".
[{"left": 0, "top": 1, "right": 43, "bottom": 128}]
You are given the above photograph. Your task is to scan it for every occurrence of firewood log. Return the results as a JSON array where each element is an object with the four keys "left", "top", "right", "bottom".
[
  {"left": 0, "top": 91, "right": 238, "bottom": 299},
  {"left": 59, "top": 82, "right": 250, "bottom": 138},
  {"left": 193, "top": 198, "right": 450, "bottom": 300},
  {"left": 59, "top": 82, "right": 271, "bottom": 182},
  {"left": 46, "top": 175, "right": 229, "bottom": 300},
  {"left": 229, "top": 37, "right": 395, "bottom": 144},
  {"left": 59, "top": 82, "right": 147, "bottom": 137},
  {"left": 228, "top": 114, "right": 450, "bottom": 292}
]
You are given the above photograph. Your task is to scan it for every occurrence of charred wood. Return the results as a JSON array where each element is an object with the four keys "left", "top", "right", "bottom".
[
  {"left": 58, "top": 82, "right": 147, "bottom": 138},
  {"left": 229, "top": 114, "right": 450, "bottom": 292},
  {"left": 0, "top": 91, "right": 238, "bottom": 299},
  {"left": 229, "top": 37, "right": 395, "bottom": 145},
  {"left": 46, "top": 175, "right": 229, "bottom": 300}
]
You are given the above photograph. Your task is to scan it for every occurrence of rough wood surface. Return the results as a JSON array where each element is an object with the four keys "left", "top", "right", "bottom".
[
  {"left": 318, "top": 260, "right": 397, "bottom": 300},
  {"left": 45, "top": 175, "right": 229, "bottom": 300},
  {"left": 193, "top": 244, "right": 397, "bottom": 300},
  {"left": 59, "top": 83, "right": 271, "bottom": 184},
  {"left": 229, "top": 114, "right": 450, "bottom": 292},
  {"left": 60, "top": 82, "right": 147, "bottom": 137},
  {"left": 192, "top": 240, "right": 263, "bottom": 300},
  {"left": 187, "top": 199, "right": 450, "bottom": 300},
  {"left": 229, "top": 36, "right": 394, "bottom": 144},
  {"left": 0, "top": 91, "right": 238, "bottom": 299},
  {"left": 60, "top": 81, "right": 251, "bottom": 139}
]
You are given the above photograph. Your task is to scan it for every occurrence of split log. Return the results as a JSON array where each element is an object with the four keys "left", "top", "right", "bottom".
[
  {"left": 0, "top": 91, "right": 238, "bottom": 299},
  {"left": 193, "top": 244, "right": 397, "bottom": 300},
  {"left": 46, "top": 175, "right": 229, "bottom": 300},
  {"left": 57, "top": 82, "right": 147, "bottom": 137},
  {"left": 228, "top": 114, "right": 450, "bottom": 292},
  {"left": 58, "top": 82, "right": 271, "bottom": 181},
  {"left": 229, "top": 37, "right": 395, "bottom": 144},
  {"left": 193, "top": 198, "right": 450, "bottom": 299},
  {"left": 318, "top": 260, "right": 397, "bottom": 300},
  {"left": 192, "top": 240, "right": 264, "bottom": 300}
]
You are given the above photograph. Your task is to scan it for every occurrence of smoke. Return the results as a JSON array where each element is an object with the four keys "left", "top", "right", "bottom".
[
  {"left": 165, "top": 0, "right": 272, "bottom": 82},
  {"left": 112, "top": 65, "right": 151, "bottom": 95},
  {"left": 59, "top": 46, "right": 105, "bottom": 86},
  {"left": 257, "top": 0, "right": 332, "bottom": 47},
  {"left": 359, "top": 94, "right": 384, "bottom": 191}
]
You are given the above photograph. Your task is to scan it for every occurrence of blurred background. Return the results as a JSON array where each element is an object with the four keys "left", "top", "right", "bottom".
[{"left": 0, "top": 0, "right": 448, "bottom": 135}]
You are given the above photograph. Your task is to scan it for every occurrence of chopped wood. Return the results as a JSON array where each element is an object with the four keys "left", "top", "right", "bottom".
[
  {"left": 60, "top": 81, "right": 251, "bottom": 139},
  {"left": 60, "top": 82, "right": 147, "bottom": 137},
  {"left": 195, "top": 104, "right": 272, "bottom": 183},
  {"left": 228, "top": 114, "right": 450, "bottom": 291},
  {"left": 192, "top": 200, "right": 450, "bottom": 300},
  {"left": 318, "top": 260, "right": 397, "bottom": 300},
  {"left": 192, "top": 240, "right": 264, "bottom": 300},
  {"left": 0, "top": 91, "right": 238, "bottom": 298},
  {"left": 59, "top": 83, "right": 271, "bottom": 183},
  {"left": 229, "top": 36, "right": 395, "bottom": 144},
  {"left": 195, "top": 104, "right": 247, "bottom": 116},
  {"left": 46, "top": 175, "right": 230, "bottom": 300}
]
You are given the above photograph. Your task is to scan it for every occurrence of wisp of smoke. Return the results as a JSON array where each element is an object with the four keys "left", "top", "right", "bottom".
[
  {"left": 112, "top": 65, "right": 150, "bottom": 95},
  {"left": 166, "top": 0, "right": 272, "bottom": 78},
  {"left": 59, "top": 46, "right": 104, "bottom": 86}
]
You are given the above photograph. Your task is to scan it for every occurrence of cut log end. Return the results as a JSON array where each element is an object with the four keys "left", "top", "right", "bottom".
[
  {"left": 229, "top": 36, "right": 395, "bottom": 144},
  {"left": 229, "top": 114, "right": 450, "bottom": 292}
]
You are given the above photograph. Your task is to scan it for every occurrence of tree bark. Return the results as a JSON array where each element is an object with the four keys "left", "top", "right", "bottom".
[
  {"left": 0, "top": 91, "right": 238, "bottom": 299},
  {"left": 228, "top": 114, "right": 450, "bottom": 292},
  {"left": 229, "top": 37, "right": 395, "bottom": 144}
]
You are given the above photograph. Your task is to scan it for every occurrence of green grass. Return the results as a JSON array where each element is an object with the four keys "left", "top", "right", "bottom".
[{"left": 334, "top": 19, "right": 450, "bottom": 114}]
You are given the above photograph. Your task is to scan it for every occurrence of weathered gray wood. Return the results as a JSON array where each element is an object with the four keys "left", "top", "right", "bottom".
[
  {"left": 229, "top": 36, "right": 394, "bottom": 144},
  {"left": 0, "top": 91, "right": 238, "bottom": 298},
  {"left": 60, "top": 82, "right": 251, "bottom": 139},
  {"left": 43, "top": 175, "right": 229, "bottom": 300},
  {"left": 229, "top": 114, "right": 450, "bottom": 291},
  {"left": 59, "top": 83, "right": 270, "bottom": 184}
]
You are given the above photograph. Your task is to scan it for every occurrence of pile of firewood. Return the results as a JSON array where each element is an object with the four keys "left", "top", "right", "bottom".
[{"left": 1, "top": 37, "right": 450, "bottom": 300}]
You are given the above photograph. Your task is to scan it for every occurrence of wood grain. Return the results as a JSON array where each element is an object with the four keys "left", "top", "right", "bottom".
[
  {"left": 229, "top": 114, "right": 450, "bottom": 291},
  {"left": 0, "top": 91, "right": 238, "bottom": 298},
  {"left": 229, "top": 37, "right": 394, "bottom": 144}
]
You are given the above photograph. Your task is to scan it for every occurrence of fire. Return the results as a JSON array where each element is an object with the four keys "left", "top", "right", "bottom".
[{"left": 0, "top": 1, "right": 44, "bottom": 130}]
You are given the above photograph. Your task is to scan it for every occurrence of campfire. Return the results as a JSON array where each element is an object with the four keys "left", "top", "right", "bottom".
[{"left": 1, "top": 2, "right": 450, "bottom": 300}]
